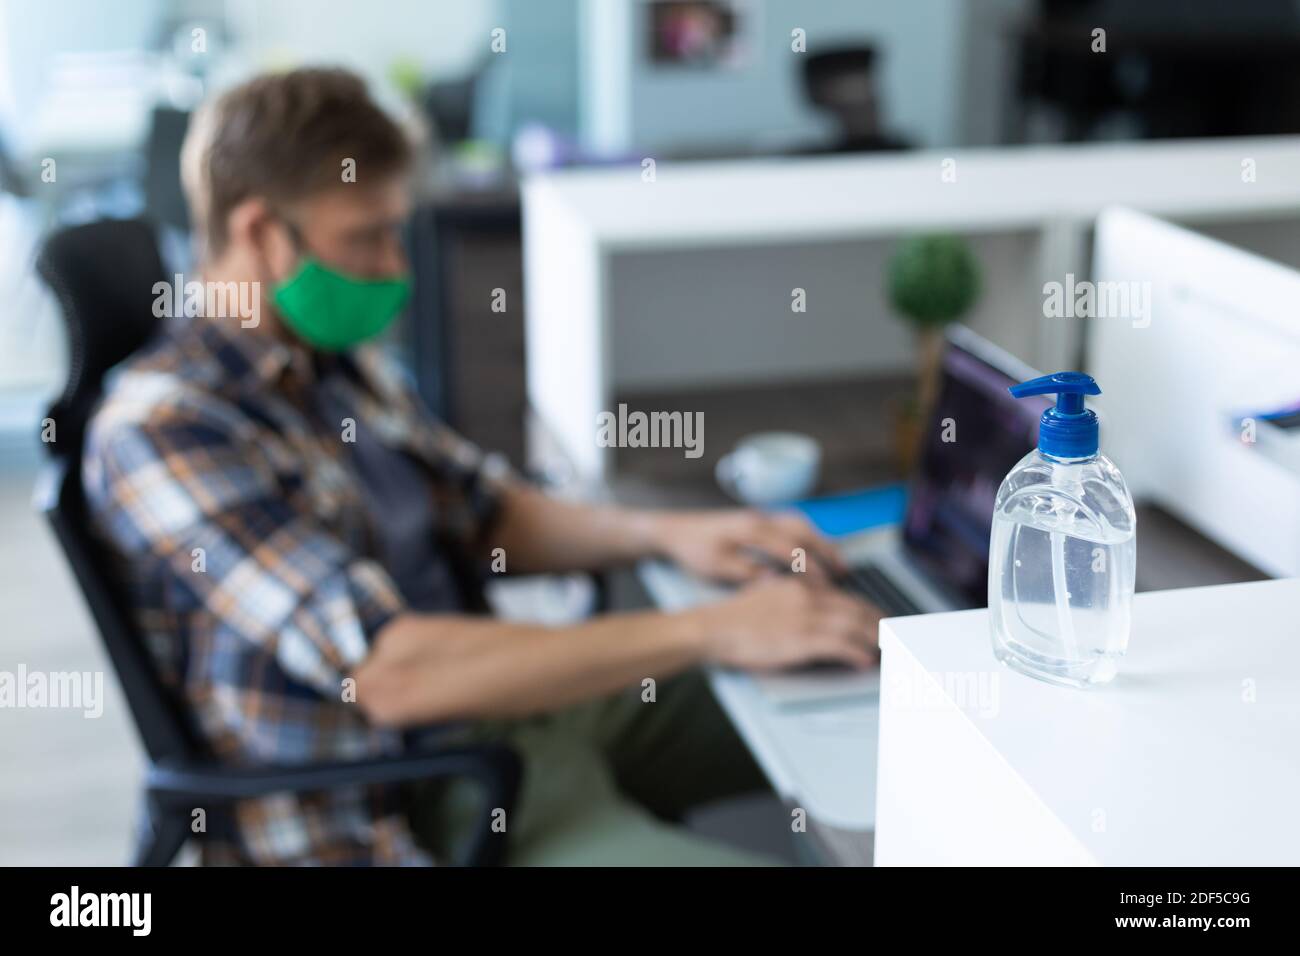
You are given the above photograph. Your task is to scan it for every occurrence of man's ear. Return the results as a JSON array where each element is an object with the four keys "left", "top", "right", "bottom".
[{"left": 228, "top": 197, "right": 295, "bottom": 277}]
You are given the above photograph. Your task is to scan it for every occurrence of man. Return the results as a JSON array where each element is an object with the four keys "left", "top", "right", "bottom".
[{"left": 84, "top": 68, "right": 881, "bottom": 866}]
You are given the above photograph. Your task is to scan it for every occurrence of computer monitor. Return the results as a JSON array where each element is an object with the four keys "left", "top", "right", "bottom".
[
  {"left": 901, "top": 326, "right": 1048, "bottom": 609},
  {"left": 1089, "top": 207, "right": 1300, "bottom": 578}
]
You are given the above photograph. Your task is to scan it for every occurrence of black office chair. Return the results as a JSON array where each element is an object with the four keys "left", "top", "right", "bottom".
[
  {"left": 142, "top": 107, "right": 191, "bottom": 234},
  {"left": 800, "top": 45, "right": 909, "bottom": 154},
  {"left": 33, "top": 218, "right": 522, "bottom": 866}
]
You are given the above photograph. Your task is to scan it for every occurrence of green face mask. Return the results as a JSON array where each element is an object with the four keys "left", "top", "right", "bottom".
[{"left": 272, "top": 257, "right": 411, "bottom": 352}]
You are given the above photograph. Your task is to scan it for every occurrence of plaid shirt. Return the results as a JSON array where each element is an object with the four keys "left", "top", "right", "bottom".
[{"left": 83, "top": 314, "right": 508, "bottom": 865}]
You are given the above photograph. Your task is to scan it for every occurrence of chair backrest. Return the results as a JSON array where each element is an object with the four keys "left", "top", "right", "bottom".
[
  {"left": 40, "top": 218, "right": 170, "bottom": 454},
  {"left": 35, "top": 218, "right": 203, "bottom": 764},
  {"left": 801, "top": 46, "right": 878, "bottom": 112}
]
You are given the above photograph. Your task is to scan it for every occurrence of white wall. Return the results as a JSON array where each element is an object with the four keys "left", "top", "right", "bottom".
[
  {"left": 581, "top": 0, "right": 967, "bottom": 155},
  {"left": 225, "top": 0, "right": 501, "bottom": 93},
  {"left": 0, "top": 0, "right": 163, "bottom": 150},
  {"left": 956, "top": 0, "right": 1032, "bottom": 146},
  {"left": 480, "top": 0, "right": 582, "bottom": 140},
  {"left": 0, "top": 0, "right": 501, "bottom": 149},
  {"left": 582, "top": 0, "right": 635, "bottom": 153}
]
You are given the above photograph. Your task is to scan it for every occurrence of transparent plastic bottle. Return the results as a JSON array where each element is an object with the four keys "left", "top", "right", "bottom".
[{"left": 988, "top": 373, "right": 1136, "bottom": 688}]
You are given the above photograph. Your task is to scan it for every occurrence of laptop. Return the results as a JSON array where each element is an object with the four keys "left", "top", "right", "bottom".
[{"left": 751, "top": 326, "right": 1048, "bottom": 706}]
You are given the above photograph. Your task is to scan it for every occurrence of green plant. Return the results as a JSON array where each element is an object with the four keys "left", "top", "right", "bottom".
[
  {"left": 886, "top": 233, "right": 980, "bottom": 327},
  {"left": 885, "top": 234, "right": 982, "bottom": 469},
  {"left": 388, "top": 58, "right": 425, "bottom": 102}
]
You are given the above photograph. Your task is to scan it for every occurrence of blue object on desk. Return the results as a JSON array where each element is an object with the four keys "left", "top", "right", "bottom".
[{"left": 786, "top": 483, "right": 908, "bottom": 538}]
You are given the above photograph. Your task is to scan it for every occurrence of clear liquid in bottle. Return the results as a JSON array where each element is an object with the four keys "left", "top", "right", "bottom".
[{"left": 988, "top": 450, "right": 1136, "bottom": 688}]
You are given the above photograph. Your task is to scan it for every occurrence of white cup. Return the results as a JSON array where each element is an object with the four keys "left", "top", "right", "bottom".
[{"left": 715, "top": 432, "right": 821, "bottom": 506}]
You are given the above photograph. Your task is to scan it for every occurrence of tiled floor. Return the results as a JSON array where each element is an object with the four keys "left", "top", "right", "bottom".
[
  {"left": 0, "top": 193, "right": 142, "bottom": 864},
  {"left": 0, "top": 447, "right": 142, "bottom": 865}
]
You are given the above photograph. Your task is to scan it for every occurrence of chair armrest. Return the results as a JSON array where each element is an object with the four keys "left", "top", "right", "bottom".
[
  {"left": 146, "top": 744, "right": 522, "bottom": 866},
  {"left": 145, "top": 745, "right": 520, "bottom": 801}
]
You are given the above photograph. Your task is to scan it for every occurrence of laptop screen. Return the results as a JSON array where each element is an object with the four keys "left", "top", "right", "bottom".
[{"left": 900, "top": 333, "right": 1048, "bottom": 609}]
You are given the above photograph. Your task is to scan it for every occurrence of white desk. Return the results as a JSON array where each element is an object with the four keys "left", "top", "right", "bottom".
[
  {"left": 523, "top": 137, "right": 1300, "bottom": 480},
  {"left": 638, "top": 529, "right": 887, "bottom": 849},
  {"left": 875, "top": 577, "right": 1300, "bottom": 866}
]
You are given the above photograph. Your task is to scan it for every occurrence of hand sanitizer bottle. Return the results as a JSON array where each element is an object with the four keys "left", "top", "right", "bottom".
[{"left": 989, "top": 372, "right": 1136, "bottom": 688}]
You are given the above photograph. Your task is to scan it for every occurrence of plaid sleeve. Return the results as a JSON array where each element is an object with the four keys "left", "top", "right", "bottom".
[{"left": 84, "top": 390, "right": 406, "bottom": 698}]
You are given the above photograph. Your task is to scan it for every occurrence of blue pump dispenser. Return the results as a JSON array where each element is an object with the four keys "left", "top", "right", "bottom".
[
  {"left": 990, "top": 369, "right": 1136, "bottom": 688},
  {"left": 1009, "top": 371, "right": 1101, "bottom": 460}
]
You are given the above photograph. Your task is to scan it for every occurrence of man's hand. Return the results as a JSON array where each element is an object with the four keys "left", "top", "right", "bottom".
[
  {"left": 693, "top": 575, "right": 882, "bottom": 672},
  {"left": 649, "top": 508, "right": 848, "bottom": 583}
]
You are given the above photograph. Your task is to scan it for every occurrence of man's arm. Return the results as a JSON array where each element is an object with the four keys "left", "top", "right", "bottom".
[
  {"left": 483, "top": 483, "right": 661, "bottom": 573},
  {"left": 487, "top": 483, "right": 847, "bottom": 582},
  {"left": 351, "top": 575, "right": 880, "bottom": 727}
]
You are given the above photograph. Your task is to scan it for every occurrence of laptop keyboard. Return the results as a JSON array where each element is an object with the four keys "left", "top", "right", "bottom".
[{"left": 836, "top": 563, "right": 924, "bottom": 617}]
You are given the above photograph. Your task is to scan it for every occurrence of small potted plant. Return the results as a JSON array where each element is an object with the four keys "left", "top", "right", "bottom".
[{"left": 886, "top": 233, "right": 981, "bottom": 471}]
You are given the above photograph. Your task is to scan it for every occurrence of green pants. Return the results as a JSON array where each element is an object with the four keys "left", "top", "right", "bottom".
[{"left": 409, "top": 669, "right": 785, "bottom": 865}]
